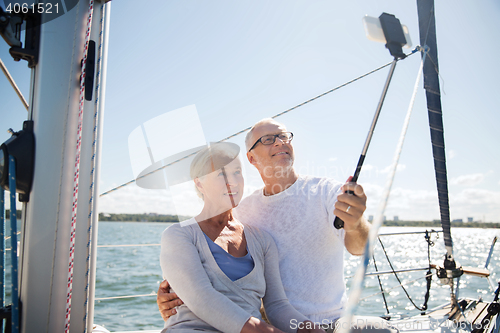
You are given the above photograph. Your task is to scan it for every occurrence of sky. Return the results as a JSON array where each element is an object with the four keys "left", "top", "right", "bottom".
[{"left": 1, "top": 0, "right": 500, "bottom": 222}]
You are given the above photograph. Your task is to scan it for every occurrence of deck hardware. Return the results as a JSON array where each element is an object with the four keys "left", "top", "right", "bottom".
[
  {"left": 84, "top": 40, "right": 96, "bottom": 101},
  {"left": 0, "top": 7, "right": 41, "bottom": 68},
  {"left": 0, "top": 121, "right": 35, "bottom": 202}
]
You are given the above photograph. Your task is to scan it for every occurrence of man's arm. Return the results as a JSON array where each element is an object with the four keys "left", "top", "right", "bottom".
[
  {"left": 333, "top": 179, "right": 370, "bottom": 256},
  {"left": 343, "top": 215, "right": 370, "bottom": 255},
  {"left": 157, "top": 280, "right": 183, "bottom": 321}
]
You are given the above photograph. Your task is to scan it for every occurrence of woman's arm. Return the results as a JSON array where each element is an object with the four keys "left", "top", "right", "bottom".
[
  {"left": 162, "top": 225, "right": 294, "bottom": 333},
  {"left": 161, "top": 225, "right": 252, "bottom": 332}
]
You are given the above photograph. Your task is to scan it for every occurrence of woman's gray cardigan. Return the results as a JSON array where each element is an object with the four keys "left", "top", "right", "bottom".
[{"left": 160, "top": 219, "right": 308, "bottom": 332}]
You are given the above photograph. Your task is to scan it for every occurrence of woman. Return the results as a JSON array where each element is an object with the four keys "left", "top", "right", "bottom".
[{"left": 160, "top": 142, "right": 323, "bottom": 333}]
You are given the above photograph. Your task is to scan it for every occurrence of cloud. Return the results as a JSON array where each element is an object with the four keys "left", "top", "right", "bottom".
[
  {"left": 362, "top": 164, "right": 375, "bottom": 172},
  {"left": 362, "top": 180, "right": 500, "bottom": 222},
  {"left": 448, "top": 149, "right": 457, "bottom": 159},
  {"left": 99, "top": 184, "right": 181, "bottom": 215},
  {"left": 99, "top": 174, "right": 266, "bottom": 218},
  {"left": 451, "top": 188, "right": 500, "bottom": 206},
  {"left": 362, "top": 182, "right": 440, "bottom": 221},
  {"left": 449, "top": 188, "right": 500, "bottom": 221},
  {"left": 98, "top": 172, "right": 500, "bottom": 223},
  {"left": 450, "top": 173, "right": 484, "bottom": 186},
  {"left": 329, "top": 157, "right": 337, "bottom": 162},
  {"left": 380, "top": 164, "right": 406, "bottom": 174}
]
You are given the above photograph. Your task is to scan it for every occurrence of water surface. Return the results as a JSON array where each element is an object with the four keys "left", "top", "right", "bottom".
[{"left": 93, "top": 223, "right": 499, "bottom": 331}]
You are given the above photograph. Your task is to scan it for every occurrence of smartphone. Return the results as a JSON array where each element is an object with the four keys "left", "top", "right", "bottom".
[{"left": 363, "top": 15, "right": 412, "bottom": 49}]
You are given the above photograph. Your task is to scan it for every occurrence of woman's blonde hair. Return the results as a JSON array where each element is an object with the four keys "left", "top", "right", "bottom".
[{"left": 190, "top": 142, "right": 240, "bottom": 199}]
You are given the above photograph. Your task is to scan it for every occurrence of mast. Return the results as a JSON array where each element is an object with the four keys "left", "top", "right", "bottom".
[
  {"left": 13, "top": 1, "right": 110, "bottom": 332},
  {"left": 416, "top": 0, "right": 453, "bottom": 260},
  {"left": 416, "top": 0, "right": 465, "bottom": 314}
]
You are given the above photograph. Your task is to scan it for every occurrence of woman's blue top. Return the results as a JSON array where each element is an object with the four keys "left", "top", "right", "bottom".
[{"left": 203, "top": 233, "right": 254, "bottom": 281}]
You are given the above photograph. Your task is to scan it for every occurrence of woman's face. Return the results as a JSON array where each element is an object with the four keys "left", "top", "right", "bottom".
[{"left": 196, "top": 158, "right": 244, "bottom": 211}]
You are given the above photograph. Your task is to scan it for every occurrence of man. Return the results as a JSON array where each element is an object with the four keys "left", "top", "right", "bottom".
[{"left": 158, "top": 118, "right": 370, "bottom": 327}]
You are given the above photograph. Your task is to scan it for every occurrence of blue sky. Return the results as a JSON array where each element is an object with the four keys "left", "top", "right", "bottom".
[{"left": 2, "top": 0, "right": 499, "bottom": 222}]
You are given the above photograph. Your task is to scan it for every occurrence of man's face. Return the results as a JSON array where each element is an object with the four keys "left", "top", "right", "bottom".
[{"left": 247, "top": 121, "right": 295, "bottom": 174}]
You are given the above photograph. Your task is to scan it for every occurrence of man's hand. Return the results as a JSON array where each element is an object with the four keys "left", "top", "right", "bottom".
[
  {"left": 334, "top": 177, "right": 370, "bottom": 255},
  {"left": 157, "top": 280, "right": 183, "bottom": 321},
  {"left": 334, "top": 177, "right": 367, "bottom": 231}
]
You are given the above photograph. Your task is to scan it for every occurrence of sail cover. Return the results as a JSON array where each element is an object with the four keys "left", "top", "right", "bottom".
[{"left": 417, "top": 0, "right": 453, "bottom": 256}]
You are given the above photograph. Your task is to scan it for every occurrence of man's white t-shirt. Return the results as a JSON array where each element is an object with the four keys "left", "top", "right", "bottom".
[{"left": 235, "top": 175, "right": 346, "bottom": 323}]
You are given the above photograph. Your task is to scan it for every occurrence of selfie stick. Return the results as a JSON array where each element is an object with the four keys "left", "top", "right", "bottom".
[{"left": 334, "top": 58, "right": 398, "bottom": 229}]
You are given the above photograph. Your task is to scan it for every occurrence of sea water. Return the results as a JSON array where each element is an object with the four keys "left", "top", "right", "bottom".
[
  {"left": 92, "top": 223, "right": 499, "bottom": 332},
  {"left": 3, "top": 221, "right": 496, "bottom": 331}
]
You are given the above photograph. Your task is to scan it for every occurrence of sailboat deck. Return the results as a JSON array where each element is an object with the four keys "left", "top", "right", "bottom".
[{"left": 426, "top": 299, "right": 489, "bottom": 323}]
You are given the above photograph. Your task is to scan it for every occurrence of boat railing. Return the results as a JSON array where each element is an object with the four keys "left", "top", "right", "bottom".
[
  {"left": 94, "top": 292, "right": 157, "bottom": 301},
  {"left": 93, "top": 230, "right": 496, "bottom": 305},
  {"left": 97, "top": 243, "right": 160, "bottom": 248},
  {"left": 93, "top": 231, "right": 444, "bottom": 302},
  {"left": 378, "top": 229, "right": 443, "bottom": 237}
]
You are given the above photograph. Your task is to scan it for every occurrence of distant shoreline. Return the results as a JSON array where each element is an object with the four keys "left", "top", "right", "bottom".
[
  {"left": 380, "top": 220, "right": 500, "bottom": 228},
  {"left": 98, "top": 213, "right": 190, "bottom": 223},
  {"left": 97, "top": 213, "right": 500, "bottom": 228}
]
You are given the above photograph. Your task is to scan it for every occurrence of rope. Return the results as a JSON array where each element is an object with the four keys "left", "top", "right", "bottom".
[
  {"left": 1, "top": 187, "right": 5, "bottom": 308},
  {"left": 9, "top": 156, "right": 20, "bottom": 333},
  {"left": 82, "top": 3, "right": 105, "bottom": 332},
  {"left": 337, "top": 49, "right": 426, "bottom": 333},
  {"left": 94, "top": 292, "right": 156, "bottom": 301},
  {"left": 65, "top": 1, "right": 94, "bottom": 332},
  {"left": 372, "top": 253, "right": 390, "bottom": 315},
  {"left": 99, "top": 49, "right": 419, "bottom": 198},
  {"left": 97, "top": 243, "right": 160, "bottom": 248},
  {"left": 358, "top": 272, "right": 433, "bottom": 303},
  {"left": 0, "top": 57, "right": 29, "bottom": 111},
  {"left": 377, "top": 237, "right": 428, "bottom": 311}
]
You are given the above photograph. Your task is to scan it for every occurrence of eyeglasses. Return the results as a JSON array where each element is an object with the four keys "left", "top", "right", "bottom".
[{"left": 248, "top": 132, "right": 293, "bottom": 151}]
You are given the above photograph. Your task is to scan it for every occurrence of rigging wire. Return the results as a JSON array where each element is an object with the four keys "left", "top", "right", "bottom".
[
  {"left": 377, "top": 236, "right": 432, "bottom": 312},
  {"left": 365, "top": 230, "right": 437, "bottom": 317},
  {"left": 94, "top": 292, "right": 156, "bottom": 301},
  {"left": 97, "top": 243, "right": 160, "bottom": 248},
  {"left": 99, "top": 48, "right": 418, "bottom": 198},
  {"left": 83, "top": 3, "right": 108, "bottom": 333},
  {"left": 358, "top": 272, "right": 433, "bottom": 303},
  {"left": 372, "top": 252, "right": 390, "bottom": 316},
  {"left": 0, "top": 57, "right": 29, "bottom": 111}
]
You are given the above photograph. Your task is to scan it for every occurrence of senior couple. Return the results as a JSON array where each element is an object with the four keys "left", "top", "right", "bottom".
[{"left": 159, "top": 118, "right": 390, "bottom": 333}]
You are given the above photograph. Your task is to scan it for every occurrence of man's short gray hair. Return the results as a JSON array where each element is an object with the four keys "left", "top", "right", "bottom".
[{"left": 245, "top": 118, "right": 281, "bottom": 151}]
